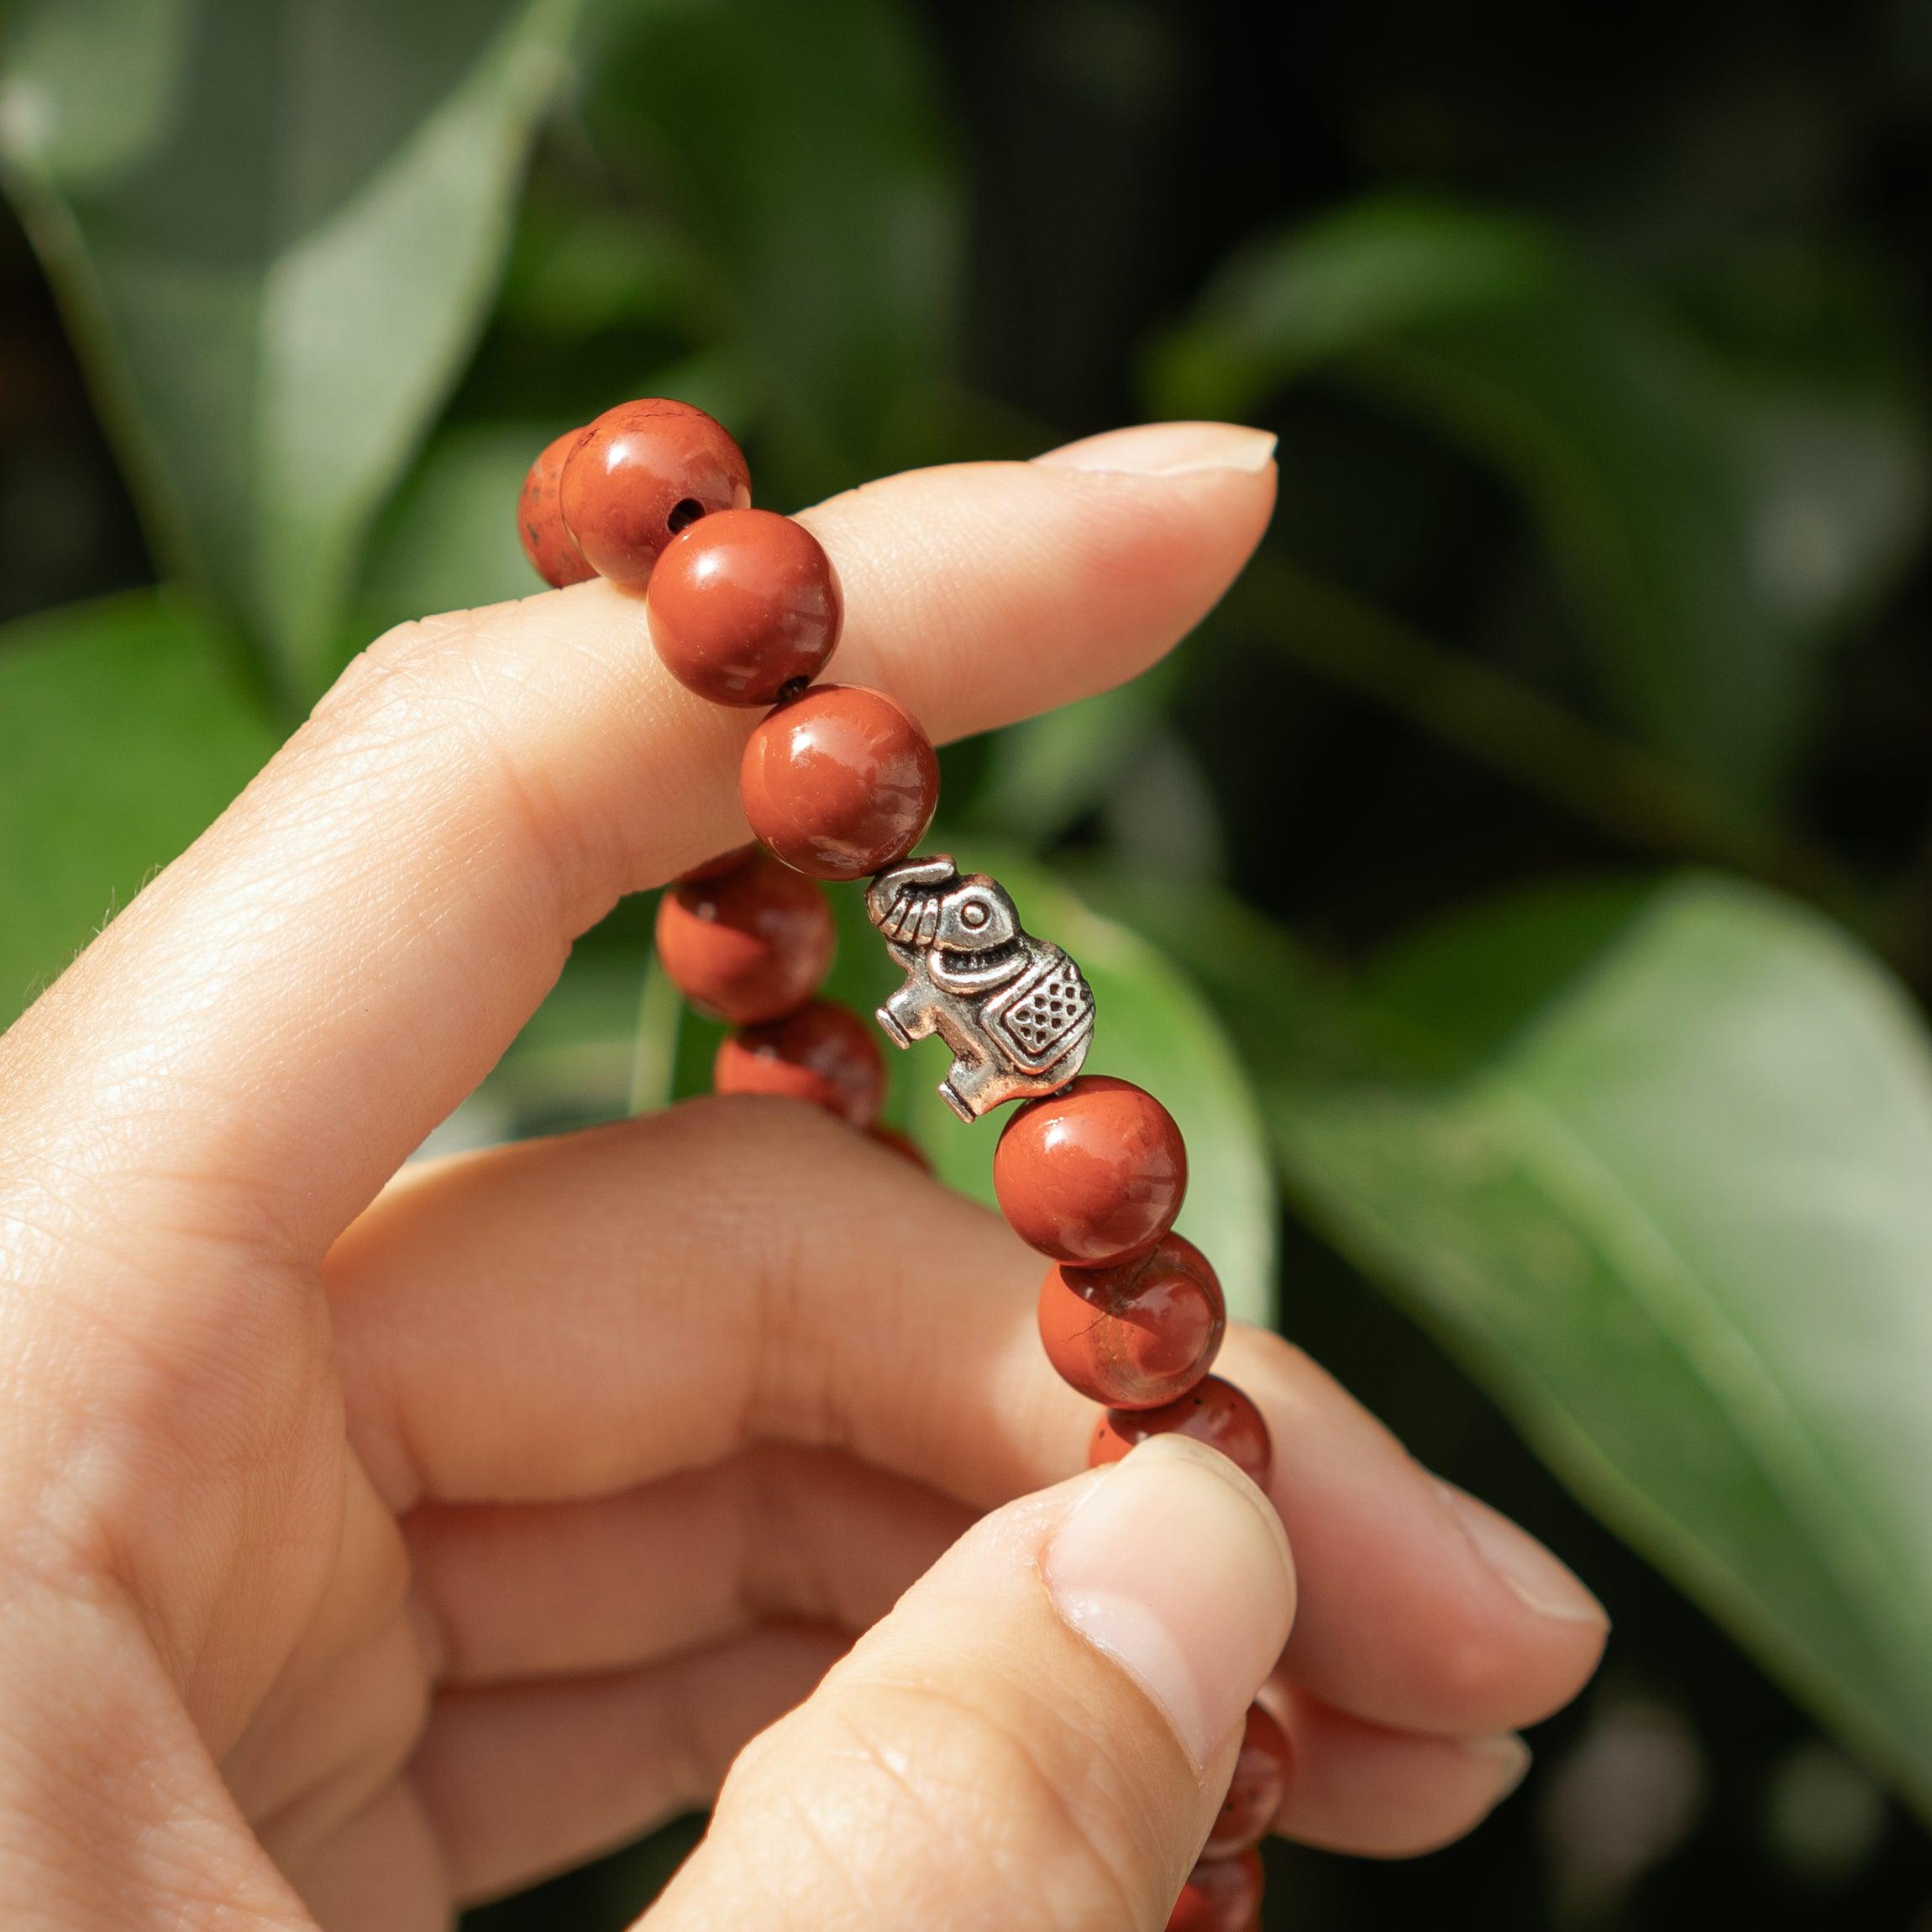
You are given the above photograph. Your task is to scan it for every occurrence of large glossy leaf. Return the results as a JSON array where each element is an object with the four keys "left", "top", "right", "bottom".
[
  {"left": 354, "top": 421, "right": 557, "bottom": 641},
  {"left": 0, "top": 0, "right": 580, "bottom": 698},
  {"left": 583, "top": 0, "right": 960, "bottom": 500},
  {"left": 837, "top": 849, "right": 1278, "bottom": 1326},
  {"left": 1141, "top": 869, "right": 1932, "bottom": 1809},
  {"left": 1152, "top": 197, "right": 1926, "bottom": 815},
  {"left": 966, "top": 660, "right": 1184, "bottom": 851},
  {"left": 0, "top": 591, "right": 277, "bottom": 1024}
]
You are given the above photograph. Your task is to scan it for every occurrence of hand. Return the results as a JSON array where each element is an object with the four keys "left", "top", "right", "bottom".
[{"left": 0, "top": 422, "right": 1605, "bottom": 1929}]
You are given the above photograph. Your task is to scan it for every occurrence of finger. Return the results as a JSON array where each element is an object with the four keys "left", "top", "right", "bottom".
[
  {"left": 411, "top": 1625, "right": 848, "bottom": 1903},
  {"left": 651, "top": 1436, "right": 1294, "bottom": 1932},
  {"left": 1268, "top": 1433, "right": 1609, "bottom": 1735},
  {"left": 224, "top": 1457, "right": 424, "bottom": 1853},
  {"left": 332, "top": 1098, "right": 1605, "bottom": 1737},
  {"left": 1268, "top": 1688, "right": 1530, "bottom": 1857},
  {"left": 286, "top": 1782, "right": 446, "bottom": 1932},
  {"left": 407, "top": 1446, "right": 969, "bottom": 1684},
  {"left": 2, "top": 424, "right": 1276, "bottom": 1261}
]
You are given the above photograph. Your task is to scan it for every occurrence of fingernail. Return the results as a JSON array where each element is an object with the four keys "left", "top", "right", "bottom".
[
  {"left": 1044, "top": 1434, "right": 1295, "bottom": 1769},
  {"left": 1035, "top": 420, "right": 1278, "bottom": 477},
  {"left": 1467, "top": 1732, "right": 1534, "bottom": 1806},
  {"left": 1434, "top": 1479, "right": 1608, "bottom": 1628}
]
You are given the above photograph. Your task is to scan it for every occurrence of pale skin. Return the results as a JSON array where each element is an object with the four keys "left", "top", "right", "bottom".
[{"left": 0, "top": 419, "right": 1606, "bottom": 1929}]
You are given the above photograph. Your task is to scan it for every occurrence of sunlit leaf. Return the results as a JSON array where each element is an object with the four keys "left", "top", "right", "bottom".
[
  {"left": 0, "top": 0, "right": 580, "bottom": 699},
  {"left": 1147, "top": 868, "right": 1932, "bottom": 1812},
  {"left": 1152, "top": 197, "right": 1927, "bottom": 814},
  {"left": 969, "top": 661, "right": 1180, "bottom": 850},
  {"left": 0, "top": 591, "right": 276, "bottom": 1024}
]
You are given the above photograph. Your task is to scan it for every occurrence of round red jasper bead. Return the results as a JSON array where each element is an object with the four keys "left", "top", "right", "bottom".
[
  {"left": 714, "top": 998, "right": 884, "bottom": 1126},
  {"left": 1089, "top": 1375, "right": 1273, "bottom": 1488},
  {"left": 654, "top": 849, "right": 834, "bottom": 1026},
  {"left": 996, "top": 1075, "right": 1187, "bottom": 1265},
  {"left": 740, "top": 685, "right": 939, "bottom": 880},
  {"left": 1205, "top": 1704, "right": 1291, "bottom": 1856},
  {"left": 1166, "top": 1847, "right": 1263, "bottom": 1932},
  {"left": 559, "top": 398, "right": 751, "bottom": 588},
  {"left": 1037, "top": 1233, "right": 1225, "bottom": 1408},
  {"left": 648, "top": 508, "right": 842, "bottom": 705},
  {"left": 517, "top": 428, "right": 595, "bottom": 588}
]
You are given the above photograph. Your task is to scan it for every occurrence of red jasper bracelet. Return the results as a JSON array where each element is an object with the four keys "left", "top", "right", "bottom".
[{"left": 520, "top": 400, "right": 1288, "bottom": 1929}]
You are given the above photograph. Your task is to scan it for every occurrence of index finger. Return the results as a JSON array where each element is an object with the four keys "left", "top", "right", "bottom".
[{"left": 0, "top": 423, "right": 1276, "bottom": 1262}]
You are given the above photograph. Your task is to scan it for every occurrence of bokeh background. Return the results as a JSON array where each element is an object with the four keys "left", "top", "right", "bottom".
[{"left": 8, "top": 0, "right": 1932, "bottom": 1924}]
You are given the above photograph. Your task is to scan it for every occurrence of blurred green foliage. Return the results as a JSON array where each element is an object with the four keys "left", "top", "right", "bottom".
[
  {"left": 1129, "top": 867, "right": 1932, "bottom": 1809},
  {"left": 0, "top": 0, "right": 580, "bottom": 698},
  {"left": 1153, "top": 196, "right": 1927, "bottom": 816},
  {"left": 8, "top": 0, "right": 1932, "bottom": 1924}
]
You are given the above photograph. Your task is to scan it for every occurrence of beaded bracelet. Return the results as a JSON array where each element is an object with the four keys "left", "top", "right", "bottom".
[{"left": 521, "top": 399, "right": 1287, "bottom": 1931}]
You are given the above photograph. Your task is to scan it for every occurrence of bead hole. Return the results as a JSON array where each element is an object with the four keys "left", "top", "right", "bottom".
[{"left": 666, "top": 497, "right": 706, "bottom": 535}]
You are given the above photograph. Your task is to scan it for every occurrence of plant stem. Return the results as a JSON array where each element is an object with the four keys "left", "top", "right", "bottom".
[
  {"left": 627, "top": 954, "right": 683, "bottom": 1114},
  {"left": 1226, "top": 556, "right": 1872, "bottom": 927}
]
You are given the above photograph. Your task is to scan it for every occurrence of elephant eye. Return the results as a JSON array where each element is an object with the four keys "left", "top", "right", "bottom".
[{"left": 961, "top": 901, "right": 989, "bottom": 929}]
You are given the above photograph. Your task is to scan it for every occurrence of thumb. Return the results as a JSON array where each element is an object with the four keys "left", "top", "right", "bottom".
[{"left": 646, "top": 1436, "right": 1296, "bottom": 1932}]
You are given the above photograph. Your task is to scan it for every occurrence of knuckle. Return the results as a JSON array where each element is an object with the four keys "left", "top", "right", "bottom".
[
  {"left": 245, "top": 1607, "right": 433, "bottom": 1867},
  {"left": 670, "top": 1089, "right": 848, "bottom": 1159},
  {"left": 306, "top": 611, "right": 607, "bottom": 932},
  {"left": 315, "top": 612, "right": 486, "bottom": 732},
  {"left": 1232, "top": 1325, "right": 1317, "bottom": 1388}
]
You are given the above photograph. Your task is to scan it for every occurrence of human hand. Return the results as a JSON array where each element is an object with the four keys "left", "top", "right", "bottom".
[{"left": 0, "top": 422, "right": 1604, "bottom": 1929}]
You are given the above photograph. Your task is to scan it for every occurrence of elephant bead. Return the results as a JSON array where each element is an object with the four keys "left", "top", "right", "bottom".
[{"left": 866, "top": 855, "right": 1095, "bottom": 1122}]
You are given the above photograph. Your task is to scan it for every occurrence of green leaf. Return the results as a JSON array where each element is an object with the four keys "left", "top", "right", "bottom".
[
  {"left": 627, "top": 951, "right": 684, "bottom": 1116},
  {"left": 480, "top": 935, "right": 651, "bottom": 1136},
  {"left": 0, "top": 0, "right": 580, "bottom": 699},
  {"left": 0, "top": 591, "right": 277, "bottom": 1024},
  {"left": 854, "top": 848, "right": 1278, "bottom": 1326},
  {"left": 354, "top": 421, "right": 557, "bottom": 640},
  {"left": 496, "top": 199, "right": 708, "bottom": 343},
  {"left": 584, "top": 0, "right": 961, "bottom": 498},
  {"left": 1221, "top": 874, "right": 1932, "bottom": 1809},
  {"left": 968, "top": 661, "right": 1180, "bottom": 851},
  {"left": 1152, "top": 197, "right": 1927, "bottom": 815}
]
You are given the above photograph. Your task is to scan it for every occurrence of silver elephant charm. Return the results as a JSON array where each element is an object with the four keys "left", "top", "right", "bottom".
[{"left": 867, "top": 855, "right": 1095, "bottom": 1122}]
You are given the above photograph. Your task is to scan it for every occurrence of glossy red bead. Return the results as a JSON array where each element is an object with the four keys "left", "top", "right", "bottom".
[
  {"left": 1037, "top": 1233, "right": 1225, "bottom": 1408},
  {"left": 1165, "top": 1847, "right": 1263, "bottom": 1932},
  {"left": 740, "top": 685, "right": 939, "bottom": 880},
  {"left": 654, "top": 849, "right": 834, "bottom": 1026},
  {"left": 1089, "top": 1375, "right": 1273, "bottom": 1488},
  {"left": 866, "top": 1123, "right": 932, "bottom": 1172},
  {"left": 559, "top": 398, "right": 752, "bottom": 588},
  {"left": 995, "top": 1075, "right": 1187, "bottom": 1264},
  {"left": 1205, "top": 1704, "right": 1291, "bottom": 1856},
  {"left": 517, "top": 428, "right": 595, "bottom": 587},
  {"left": 647, "top": 508, "right": 842, "bottom": 705},
  {"left": 713, "top": 998, "right": 884, "bottom": 1126}
]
